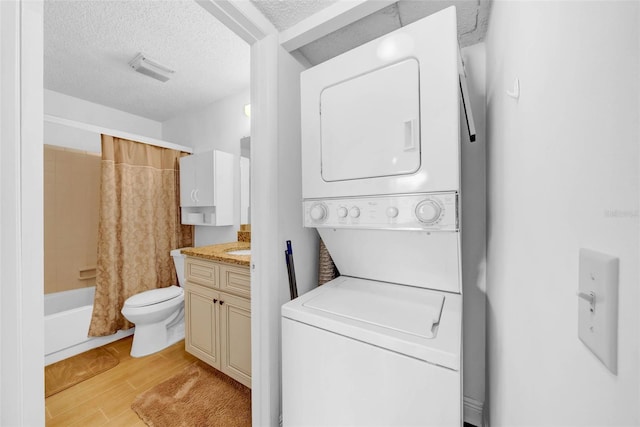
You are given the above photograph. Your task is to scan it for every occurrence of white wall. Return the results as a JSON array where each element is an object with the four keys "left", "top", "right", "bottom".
[
  {"left": 250, "top": 34, "right": 281, "bottom": 427},
  {"left": 460, "top": 42, "right": 487, "bottom": 424},
  {"left": 162, "top": 88, "right": 250, "bottom": 246},
  {"left": 485, "top": 1, "right": 639, "bottom": 425},
  {"left": 45, "top": 89, "right": 163, "bottom": 153}
]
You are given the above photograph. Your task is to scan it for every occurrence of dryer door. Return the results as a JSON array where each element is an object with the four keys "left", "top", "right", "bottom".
[
  {"left": 302, "top": 6, "right": 460, "bottom": 199},
  {"left": 320, "top": 58, "right": 421, "bottom": 182}
]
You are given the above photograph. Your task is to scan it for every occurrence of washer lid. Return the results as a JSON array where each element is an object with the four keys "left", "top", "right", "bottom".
[
  {"left": 304, "top": 277, "right": 444, "bottom": 339},
  {"left": 125, "top": 286, "right": 183, "bottom": 308},
  {"left": 283, "top": 276, "right": 461, "bottom": 369}
]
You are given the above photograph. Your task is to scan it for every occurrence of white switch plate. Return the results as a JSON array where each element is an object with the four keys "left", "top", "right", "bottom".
[{"left": 578, "top": 248, "right": 619, "bottom": 374}]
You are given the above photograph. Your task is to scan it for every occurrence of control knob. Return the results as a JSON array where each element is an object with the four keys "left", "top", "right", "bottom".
[
  {"left": 309, "top": 203, "right": 328, "bottom": 222},
  {"left": 337, "top": 207, "right": 348, "bottom": 218},
  {"left": 386, "top": 206, "right": 399, "bottom": 218},
  {"left": 349, "top": 207, "right": 361, "bottom": 218},
  {"left": 415, "top": 198, "right": 443, "bottom": 225}
]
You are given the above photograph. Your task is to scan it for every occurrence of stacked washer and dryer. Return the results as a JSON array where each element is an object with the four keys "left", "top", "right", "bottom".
[{"left": 282, "top": 7, "right": 472, "bottom": 426}]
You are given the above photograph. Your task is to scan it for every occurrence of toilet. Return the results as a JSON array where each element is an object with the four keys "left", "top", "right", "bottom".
[{"left": 121, "top": 248, "right": 190, "bottom": 357}]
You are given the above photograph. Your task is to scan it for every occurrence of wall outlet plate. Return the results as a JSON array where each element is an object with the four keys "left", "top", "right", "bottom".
[{"left": 578, "top": 248, "right": 619, "bottom": 374}]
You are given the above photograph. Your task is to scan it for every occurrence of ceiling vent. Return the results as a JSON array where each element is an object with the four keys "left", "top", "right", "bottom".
[{"left": 128, "top": 53, "right": 175, "bottom": 83}]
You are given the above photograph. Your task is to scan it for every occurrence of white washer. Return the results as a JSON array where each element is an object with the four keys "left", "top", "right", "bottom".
[{"left": 282, "top": 276, "right": 462, "bottom": 426}]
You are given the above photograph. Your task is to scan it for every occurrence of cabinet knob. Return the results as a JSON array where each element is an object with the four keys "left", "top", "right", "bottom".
[
  {"left": 213, "top": 298, "right": 218, "bottom": 303},
  {"left": 220, "top": 300, "right": 224, "bottom": 305}
]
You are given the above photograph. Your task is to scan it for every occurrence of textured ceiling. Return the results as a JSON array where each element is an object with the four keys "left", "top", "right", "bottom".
[
  {"left": 251, "top": 0, "right": 340, "bottom": 31},
  {"left": 44, "top": 0, "right": 250, "bottom": 122},
  {"left": 251, "top": 0, "right": 491, "bottom": 66},
  {"left": 45, "top": 1, "right": 489, "bottom": 121}
]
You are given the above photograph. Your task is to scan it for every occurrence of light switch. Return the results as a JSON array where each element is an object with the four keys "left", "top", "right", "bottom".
[{"left": 578, "top": 248, "right": 619, "bottom": 374}]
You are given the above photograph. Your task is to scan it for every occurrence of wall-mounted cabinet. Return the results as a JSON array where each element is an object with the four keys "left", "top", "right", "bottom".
[{"left": 180, "top": 150, "right": 235, "bottom": 226}]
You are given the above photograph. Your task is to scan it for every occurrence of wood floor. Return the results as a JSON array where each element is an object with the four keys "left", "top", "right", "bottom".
[{"left": 45, "top": 336, "right": 198, "bottom": 427}]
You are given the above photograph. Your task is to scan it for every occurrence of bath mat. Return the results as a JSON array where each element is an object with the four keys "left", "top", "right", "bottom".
[
  {"left": 131, "top": 361, "right": 251, "bottom": 427},
  {"left": 45, "top": 347, "right": 119, "bottom": 397}
]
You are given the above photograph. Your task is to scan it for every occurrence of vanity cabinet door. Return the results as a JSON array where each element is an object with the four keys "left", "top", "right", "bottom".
[
  {"left": 219, "top": 292, "right": 252, "bottom": 388},
  {"left": 184, "top": 283, "right": 220, "bottom": 369}
]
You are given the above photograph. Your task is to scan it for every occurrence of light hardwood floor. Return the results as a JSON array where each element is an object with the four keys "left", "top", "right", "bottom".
[{"left": 45, "top": 337, "right": 198, "bottom": 427}]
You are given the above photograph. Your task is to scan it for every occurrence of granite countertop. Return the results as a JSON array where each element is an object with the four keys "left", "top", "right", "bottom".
[{"left": 182, "top": 241, "right": 250, "bottom": 266}]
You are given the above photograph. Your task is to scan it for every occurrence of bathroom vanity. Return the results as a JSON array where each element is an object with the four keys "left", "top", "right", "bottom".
[{"left": 181, "top": 243, "right": 251, "bottom": 388}]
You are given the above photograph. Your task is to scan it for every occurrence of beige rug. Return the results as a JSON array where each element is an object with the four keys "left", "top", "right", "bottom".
[
  {"left": 132, "top": 361, "right": 251, "bottom": 427},
  {"left": 45, "top": 347, "right": 119, "bottom": 397}
]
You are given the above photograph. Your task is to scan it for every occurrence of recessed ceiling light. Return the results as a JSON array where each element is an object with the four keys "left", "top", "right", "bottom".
[{"left": 128, "top": 53, "right": 175, "bottom": 83}]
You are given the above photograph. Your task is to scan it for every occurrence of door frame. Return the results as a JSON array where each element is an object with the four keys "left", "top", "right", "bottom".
[{"left": 0, "top": 1, "right": 44, "bottom": 425}]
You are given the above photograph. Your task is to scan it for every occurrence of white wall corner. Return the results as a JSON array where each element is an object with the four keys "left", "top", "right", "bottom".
[
  {"left": 464, "top": 396, "right": 484, "bottom": 427},
  {"left": 195, "top": 0, "right": 277, "bottom": 44},
  {"left": 249, "top": 33, "right": 281, "bottom": 427},
  {"left": 279, "top": 0, "right": 395, "bottom": 52}
]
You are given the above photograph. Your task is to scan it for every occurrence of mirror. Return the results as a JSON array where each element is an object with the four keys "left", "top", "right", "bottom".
[{"left": 240, "top": 136, "right": 251, "bottom": 224}]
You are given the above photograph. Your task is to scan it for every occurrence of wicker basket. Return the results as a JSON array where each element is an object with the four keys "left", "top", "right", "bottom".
[{"left": 318, "top": 239, "right": 338, "bottom": 286}]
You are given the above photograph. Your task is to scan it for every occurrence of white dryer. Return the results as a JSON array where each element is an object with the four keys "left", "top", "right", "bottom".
[{"left": 301, "top": 6, "right": 460, "bottom": 199}]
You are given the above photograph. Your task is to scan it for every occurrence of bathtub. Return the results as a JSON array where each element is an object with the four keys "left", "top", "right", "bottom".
[{"left": 44, "top": 286, "right": 133, "bottom": 366}]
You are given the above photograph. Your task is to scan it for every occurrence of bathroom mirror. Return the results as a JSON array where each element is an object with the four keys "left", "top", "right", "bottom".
[{"left": 240, "top": 136, "right": 251, "bottom": 224}]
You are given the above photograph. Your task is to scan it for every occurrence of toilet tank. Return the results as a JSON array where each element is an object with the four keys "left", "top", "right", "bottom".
[{"left": 170, "top": 248, "right": 191, "bottom": 287}]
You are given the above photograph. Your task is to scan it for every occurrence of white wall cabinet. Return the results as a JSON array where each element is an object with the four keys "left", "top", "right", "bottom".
[
  {"left": 180, "top": 150, "right": 235, "bottom": 226},
  {"left": 184, "top": 256, "right": 251, "bottom": 388}
]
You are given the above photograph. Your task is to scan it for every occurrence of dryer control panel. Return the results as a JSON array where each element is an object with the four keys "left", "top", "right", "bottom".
[{"left": 303, "top": 192, "right": 458, "bottom": 231}]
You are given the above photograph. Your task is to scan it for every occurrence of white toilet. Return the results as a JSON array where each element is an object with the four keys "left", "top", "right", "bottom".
[{"left": 121, "top": 248, "right": 190, "bottom": 357}]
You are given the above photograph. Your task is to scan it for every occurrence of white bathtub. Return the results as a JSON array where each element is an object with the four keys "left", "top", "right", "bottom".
[{"left": 44, "top": 286, "right": 133, "bottom": 366}]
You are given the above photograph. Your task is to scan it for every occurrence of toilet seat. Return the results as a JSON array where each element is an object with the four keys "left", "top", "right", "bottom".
[{"left": 124, "top": 286, "right": 183, "bottom": 308}]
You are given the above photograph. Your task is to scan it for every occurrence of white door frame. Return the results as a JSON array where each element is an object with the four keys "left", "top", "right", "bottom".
[{"left": 0, "top": 1, "right": 44, "bottom": 425}]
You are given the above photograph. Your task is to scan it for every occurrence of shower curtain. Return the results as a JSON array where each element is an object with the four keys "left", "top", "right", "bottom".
[{"left": 89, "top": 135, "right": 193, "bottom": 337}]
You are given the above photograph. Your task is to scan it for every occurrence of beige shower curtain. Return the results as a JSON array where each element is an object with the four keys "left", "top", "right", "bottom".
[{"left": 89, "top": 135, "right": 193, "bottom": 337}]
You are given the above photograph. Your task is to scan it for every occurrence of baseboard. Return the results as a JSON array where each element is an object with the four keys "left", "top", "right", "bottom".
[
  {"left": 464, "top": 396, "right": 484, "bottom": 427},
  {"left": 45, "top": 328, "right": 134, "bottom": 366},
  {"left": 279, "top": 398, "right": 484, "bottom": 426}
]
